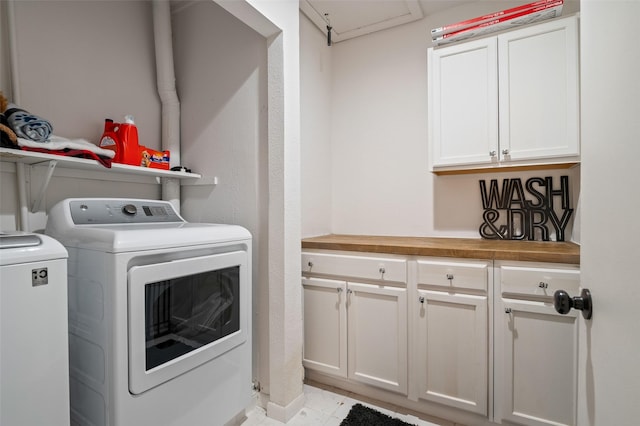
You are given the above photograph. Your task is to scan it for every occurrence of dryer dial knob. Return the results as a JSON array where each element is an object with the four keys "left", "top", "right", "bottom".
[{"left": 122, "top": 204, "right": 137, "bottom": 216}]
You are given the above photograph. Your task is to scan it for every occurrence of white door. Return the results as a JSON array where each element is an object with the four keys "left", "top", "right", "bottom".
[
  {"left": 416, "top": 290, "right": 488, "bottom": 415},
  {"left": 578, "top": 2, "right": 640, "bottom": 424},
  {"left": 347, "top": 282, "right": 408, "bottom": 394},
  {"left": 429, "top": 37, "right": 498, "bottom": 168},
  {"left": 498, "top": 16, "right": 579, "bottom": 162},
  {"left": 302, "top": 277, "right": 347, "bottom": 377}
]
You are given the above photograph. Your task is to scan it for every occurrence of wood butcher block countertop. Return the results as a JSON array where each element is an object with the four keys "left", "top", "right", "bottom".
[{"left": 301, "top": 234, "right": 580, "bottom": 265}]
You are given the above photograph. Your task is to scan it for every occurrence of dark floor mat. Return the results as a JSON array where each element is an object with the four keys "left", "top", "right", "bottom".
[{"left": 340, "top": 403, "right": 415, "bottom": 426}]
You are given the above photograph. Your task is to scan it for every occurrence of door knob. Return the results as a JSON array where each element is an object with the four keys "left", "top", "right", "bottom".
[{"left": 553, "top": 289, "right": 593, "bottom": 320}]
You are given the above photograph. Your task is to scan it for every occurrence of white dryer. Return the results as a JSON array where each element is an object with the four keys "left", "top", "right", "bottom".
[
  {"left": 0, "top": 232, "right": 70, "bottom": 426},
  {"left": 46, "top": 198, "right": 252, "bottom": 426}
]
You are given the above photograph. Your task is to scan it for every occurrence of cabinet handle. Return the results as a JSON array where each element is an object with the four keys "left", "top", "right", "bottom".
[
  {"left": 505, "top": 308, "right": 512, "bottom": 314},
  {"left": 446, "top": 274, "right": 454, "bottom": 280},
  {"left": 502, "top": 149, "right": 510, "bottom": 155},
  {"left": 538, "top": 281, "right": 549, "bottom": 289},
  {"left": 347, "top": 289, "right": 353, "bottom": 294},
  {"left": 419, "top": 296, "right": 425, "bottom": 304},
  {"left": 489, "top": 150, "right": 497, "bottom": 157},
  {"left": 379, "top": 267, "right": 386, "bottom": 275},
  {"left": 337, "top": 287, "right": 343, "bottom": 293},
  {"left": 307, "top": 261, "right": 313, "bottom": 268}
]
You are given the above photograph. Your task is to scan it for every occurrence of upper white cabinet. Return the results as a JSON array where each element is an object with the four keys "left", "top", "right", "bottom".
[
  {"left": 498, "top": 16, "right": 580, "bottom": 163},
  {"left": 428, "top": 16, "right": 580, "bottom": 172},
  {"left": 428, "top": 38, "right": 499, "bottom": 168}
]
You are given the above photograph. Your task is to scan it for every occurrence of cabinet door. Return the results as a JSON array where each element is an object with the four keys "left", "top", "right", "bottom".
[
  {"left": 496, "top": 299, "right": 578, "bottom": 426},
  {"left": 429, "top": 38, "right": 499, "bottom": 168},
  {"left": 302, "top": 277, "right": 347, "bottom": 378},
  {"left": 347, "top": 282, "right": 408, "bottom": 394},
  {"left": 498, "top": 16, "right": 580, "bottom": 162},
  {"left": 416, "top": 290, "right": 488, "bottom": 415}
]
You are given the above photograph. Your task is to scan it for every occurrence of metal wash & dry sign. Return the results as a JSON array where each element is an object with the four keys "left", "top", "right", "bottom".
[{"left": 479, "top": 176, "right": 574, "bottom": 241}]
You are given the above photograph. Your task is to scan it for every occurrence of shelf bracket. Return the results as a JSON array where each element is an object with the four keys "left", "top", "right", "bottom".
[
  {"left": 30, "top": 160, "right": 58, "bottom": 213},
  {"left": 180, "top": 176, "right": 218, "bottom": 186}
]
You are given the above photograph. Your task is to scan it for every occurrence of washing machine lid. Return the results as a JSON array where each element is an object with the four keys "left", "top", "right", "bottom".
[
  {"left": 0, "top": 232, "right": 68, "bottom": 266},
  {"left": 45, "top": 198, "right": 251, "bottom": 253},
  {"left": 50, "top": 222, "right": 251, "bottom": 253},
  {"left": 0, "top": 232, "right": 41, "bottom": 249}
]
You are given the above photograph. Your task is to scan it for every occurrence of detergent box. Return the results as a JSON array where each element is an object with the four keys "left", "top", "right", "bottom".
[{"left": 140, "top": 148, "right": 170, "bottom": 170}]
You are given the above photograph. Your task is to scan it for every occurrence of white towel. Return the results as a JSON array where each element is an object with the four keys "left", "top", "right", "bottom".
[{"left": 17, "top": 135, "right": 115, "bottom": 158}]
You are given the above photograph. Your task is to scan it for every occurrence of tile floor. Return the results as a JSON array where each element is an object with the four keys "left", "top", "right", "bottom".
[{"left": 241, "top": 381, "right": 456, "bottom": 426}]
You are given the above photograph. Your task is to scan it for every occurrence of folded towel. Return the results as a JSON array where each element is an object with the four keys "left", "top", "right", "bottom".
[
  {"left": 21, "top": 146, "right": 113, "bottom": 168},
  {"left": 18, "top": 135, "right": 115, "bottom": 168},
  {"left": 17, "top": 135, "right": 115, "bottom": 158},
  {"left": 5, "top": 103, "right": 53, "bottom": 142}
]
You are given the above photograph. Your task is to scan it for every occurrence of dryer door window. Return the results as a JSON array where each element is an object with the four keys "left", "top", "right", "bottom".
[
  {"left": 128, "top": 250, "right": 249, "bottom": 394},
  {"left": 144, "top": 265, "right": 240, "bottom": 370}
]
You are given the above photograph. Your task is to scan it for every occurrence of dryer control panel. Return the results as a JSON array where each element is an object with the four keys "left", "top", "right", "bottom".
[{"left": 69, "top": 199, "right": 184, "bottom": 224}]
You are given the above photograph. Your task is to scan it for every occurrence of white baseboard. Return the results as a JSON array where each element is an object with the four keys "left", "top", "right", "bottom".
[{"left": 266, "top": 392, "right": 305, "bottom": 423}]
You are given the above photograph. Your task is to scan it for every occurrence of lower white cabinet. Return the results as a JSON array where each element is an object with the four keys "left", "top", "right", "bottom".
[
  {"left": 347, "top": 281, "right": 408, "bottom": 394},
  {"left": 494, "top": 262, "right": 580, "bottom": 426},
  {"left": 414, "top": 258, "right": 490, "bottom": 416},
  {"left": 302, "top": 277, "right": 347, "bottom": 377},
  {"left": 301, "top": 252, "right": 408, "bottom": 395},
  {"left": 302, "top": 251, "right": 582, "bottom": 425}
]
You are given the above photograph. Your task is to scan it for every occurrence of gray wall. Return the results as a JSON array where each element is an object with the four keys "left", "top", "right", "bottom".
[{"left": 172, "top": 0, "right": 269, "bottom": 388}]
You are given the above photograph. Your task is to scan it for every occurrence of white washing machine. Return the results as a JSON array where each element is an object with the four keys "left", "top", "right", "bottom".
[
  {"left": 0, "top": 231, "right": 70, "bottom": 426},
  {"left": 45, "top": 198, "right": 252, "bottom": 426}
]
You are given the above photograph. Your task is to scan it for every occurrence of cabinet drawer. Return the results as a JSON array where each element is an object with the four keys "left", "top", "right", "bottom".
[
  {"left": 302, "top": 252, "right": 406, "bottom": 282},
  {"left": 500, "top": 265, "right": 580, "bottom": 298},
  {"left": 417, "top": 259, "right": 488, "bottom": 292}
]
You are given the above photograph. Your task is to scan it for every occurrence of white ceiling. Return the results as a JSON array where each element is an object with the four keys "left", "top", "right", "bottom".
[{"left": 300, "top": 0, "right": 475, "bottom": 43}]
